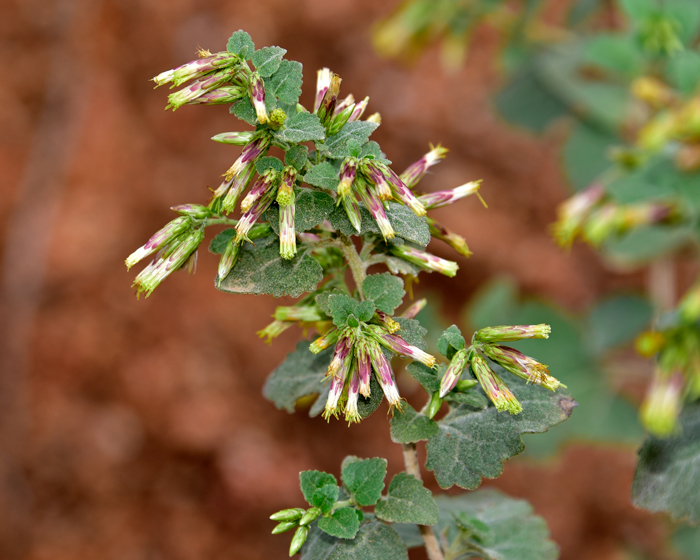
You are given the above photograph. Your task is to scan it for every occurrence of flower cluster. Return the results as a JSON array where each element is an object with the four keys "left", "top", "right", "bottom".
[{"left": 439, "top": 324, "right": 563, "bottom": 414}]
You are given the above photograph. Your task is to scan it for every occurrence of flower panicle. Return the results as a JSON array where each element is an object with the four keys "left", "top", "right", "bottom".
[{"left": 153, "top": 50, "right": 239, "bottom": 88}]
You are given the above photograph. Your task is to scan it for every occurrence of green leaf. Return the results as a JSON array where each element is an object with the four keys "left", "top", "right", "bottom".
[
  {"left": 360, "top": 141, "right": 391, "bottom": 164},
  {"left": 585, "top": 34, "right": 645, "bottom": 78},
  {"left": 632, "top": 402, "right": 700, "bottom": 523},
  {"left": 279, "top": 112, "right": 326, "bottom": 143},
  {"left": 357, "top": 373, "right": 385, "bottom": 419},
  {"left": 444, "top": 389, "right": 490, "bottom": 409},
  {"left": 426, "top": 376, "right": 577, "bottom": 489},
  {"left": 394, "top": 317, "right": 428, "bottom": 351},
  {"left": 328, "top": 203, "right": 377, "bottom": 236},
  {"left": 375, "top": 473, "right": 439, "bottom": 525},
  {"left": 319, "top": 122, "right": 380, "bottom": 159},
  {"left": 226, "top": 30, "right": 255, "bottom": 59},
  {"left": 263, "top": 341, "right": 332, "bottom": 415},
  {"left": 304, "top": 162, "right": 339, "bottom": 191},
  {"left": 266, "top": 188, "right": 335, "bottom": 235},
  {"left": 317, "top": 508, "right": 361, "bottom": 539},
  {"left": 390, "top": 404, "right": 438, "bottom": 444},
  {"left": 603, "top": 225, "right": 694, "bottom": 265},
  {"left": 341, "top": 457, "right": 387, "bottom": 507},
  {"left": 255, "top": 155, "right": 284, "bottom": 174},
  {"left": 563, "top": 123, "right": 619, "bottom": 191},
  {"left": 385, "top": 203, "right": 430, "bottom": 246},
  {"left": 313, "top": 484, "right": 340, "bottom": 514},
  {"left": 230, "top": 92, "right": 276, "bottom": 126},
  {"left": 251, "top": 46, "right": 286, "bottom": 77},
  {"left": 301, "top": 521, "right": 408, "bottom": 560},
  {"left": 406, "top": 363, "right": 440, "bottom": 393},
  {"left": 435, "top": 489, "right": 558, "bottom": 560},
  {"left": 363, "top": 273, "right": 405, "bottom": 314},
  {"left": 265, "top": 60, "right": 303, "bottom": 106},
  {"left": 619, "top": 0, "right": 656, "bottom": 22},
  {"left": 327, "top": 293, "right": 375, "bottom": 328},
  {"left": 667, "top": 50, "right": 700, "bottom": 96},
  {"left": 586, "top": 295, "right": 652, "bottom": 355},
  {"left": 286, "top": 145, "right": 309, "bottom": 171},
  {"left": 438, "top": 324, "right": 466, "bottom": 358},
  {"left": 300, "top": 471, "right": 338, "bottom": 505},
  {"left": 209, "top": 229, "right": 236, "bottom": 254},
  {"left": 216, "top": 235, "right": 323, "bottom": 297}
]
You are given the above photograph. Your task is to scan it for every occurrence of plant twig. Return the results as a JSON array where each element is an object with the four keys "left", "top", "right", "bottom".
[{"left": 401, "top": 443, "right": 445, "bottom": 560}]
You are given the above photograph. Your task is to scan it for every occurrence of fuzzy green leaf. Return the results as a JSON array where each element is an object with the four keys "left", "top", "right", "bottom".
[
  {"left": 406, "top": 363, "right": 441, "bottom": 393},
  {"left": 363, "top": 273, "right": 405, "bottom": 315},
  {"left": 286, "top": 145, "right": 309, "bottom": 171},
  {"left": 632, "top": 402, "right": 700, "bottom": 523},
  {"left": 435, "top": 489, "right": 558, "bottom": 560},
  {"left": 360, "top": 141, "right": 391, "bottom": 164},
  {"left": 438, "top": 325, "right": 466, "bottom": 357},
  {"left": 426, "top": 377, "right": 577, "bottom": 489},
  {"left": 209, "top": 229, "right": 236, "bottom": 255},
  {"left": 216, "top": 235, "right": 323, "bottom": 297},
  {"left": 278, "top": 112, "right": 326, "bottom": 143},
  {"left": 317, "top": 508, "right": 361, "bottom": 539},
  {"left": 394, "top": 317, "right": 428, "bottom": 350},
  {"left": 263, "top": 341, "right": 332, "bottom": 415},
  {"left": 304, "top": 162, "right": 339, "bottom": 191},
  {"left": 319, "top": 122, "right": 380, "bottom": 159},
  {"left": 300, "top": 471, "right": 338, "bottom": 505},
  {"left": 265, "top": 60, "right": 303, "bottom": 105},
  {"left": 230, "top": 92, "right": 276, "bottom": 126},
  {"left": 226, "top": 30, "right": 255, "bottom": 59},
  {"left": 385, "top": 203, "right": 430, "bottom": 246},
  {"left": 357, "top": 373, "right": 384, "bottom": 419},
  {"left": 328, "top": 203, "right": 377, "bottom": 236},
  {"left": 266, "top": 188, "right": 335, "bottom": 235},
  {"left": 255, "top": 156, "right": 284, "bottom": 174},
  {"left": 375, "top": 473, "right": 439, "bottom": 526},
  {"left": 251, "top": 46, "right": 286, "bottom": 77},
  {"left": 327, "top": 293, "right": 375, "bottom": 328},
  {"left": 445, "top": 389, "right": 489, "bottom": 409},
  {"left": 341, "top": 457, "right": 387, "bottom": 507},
  {"left": 390, "top": 404, "right": 438, "bottom": 444},
  {"left": 301, "top": 521, "right": 408, "bottom": 560},
  {"left": 313, "top": 484, "right": 340, "bottom": 514}
]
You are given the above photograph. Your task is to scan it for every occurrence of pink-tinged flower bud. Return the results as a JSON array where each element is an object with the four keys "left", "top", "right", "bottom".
[
  {"left": 235, "top": 188, "right": 276, "bottom": 243},
  {"left": 366, "top": 113, "right": 381, "bottom": 124},
  {"left": 471, "top": 353, "right": 522, "bottom": 415},
  {"left": 428, "top": 219, "right": 472, "bottom": 258},
  {"left": 189, "top": 85, "right": 246, "bottom": 105},
  {"left": 274, "top": 306, "right": 325, "bottom": 322},
  {"left": 361, "top": 161, "right": 392, "bottom": 201},
  {"left": 277, "top": 167, "right": 297, "bottom": 206},
  {"left": 418, "top": 180, "right": 482, "bottom": 210},
  {"left": 348, "top": 96, "right": 369, "bottom": 122},
  {"left": 216, "top": 237, "right": 241, "bottom": 285},
  {"left": 341, "top": 192, "right": 362, "bottom": 234},
  {"left": 680, "top": 282, "right": 700, "bottom": 323},
  {"left": 211, "top": 131, "right": 255, "bottom": 145},
  {"left": 170, "top": 204, "right": 211, "bottom": 220},
  {"left": 372, "top": 310, "right": 400, "bottom": 333},
  {"left": 400, "top": 144, "right": 449, "bottom": 189},
  {"left": 334, "top": 94, "right": 355, "bottom": 115},
  {"left": 337, "top": 159, "right": 357, "bottom": 197},
  {"left": 248, "top": 72, "right": 268, "bottom": 124},
  {"left": 367, "top": 339, "right": 402, "bottom": 408},
  {"left": 401, "top": 299, "right": 427, "bottom": 319},
  {"left": 221, "top": 165, "right": 255, "bottom": 213},
  {"left": 327, "top": 103, "right": 356, "bottom": 135},
  {"left": 439, "top": 348, "right": 469, "bottom": 398},
  {"left": 355, "top": 179, "right": 395, "bottom": 240},
  {"left": 379, "top": 163, "right": 426, "bottom": 216},
  {"left": 132, "top": 228, "right": 205, "bottom": 298},
  {"left": 327, "top": 336, "right": 352, "bottom": 378},
  {"left": 166, "top": 68, "right": 236, "bottom": 110},
  {"left": 553, "top": 183, "right": 605, "bottom": 248},
  {"left": 241, "top": 169, "right": 279, "bottom": 213},
  {"left": 345, "top": 368, "right": 362, "bottom": 424},
  {"left": 314, "top": 68, "right": 333, "bottom": 113},
  {"left": 389, "top": 245, "right": 458, "bottom": 277},
  {"left": 278, "top": 167, "right": 298, "bottom": 260},
  {"left": 223, "top": 135, "right": 271, "bottom": 182},
  {"left": 481, "top": 345, "right": 563, "bottom": 391},
  {"left": 582, "top": 203, "right": 622, "bottom": 246},
  {"left": 317, "top": 74, "right": 342, "bottom": 125},
  {"left": 367, "top": 325, "right": 436, "bottom": 367},
  {"left": 355, "top": 339, "right": 372, "bottom": 397},
  {"left": 475, "top": 324, "right": 550, "bottom": 343},
  {"left": 621, "top": 202, "right": 676, "bottom": 230},
  {"left": 323, "top": 375, "right": 345, "bottom": 420},
  {"left": 153, "top": 50, "right": 239, "bottom": 87},
  {"left": 310, "top": 328, "right": 341, "bottom": 354},
  {"left": 640, "top": 370, "right": 683, "bottom": 436},
  {"left": 257, "top": 320, "right": 293, "bottom": 344},
  {"left": 125, "top": 216, "right": 190, "bottom": 269}
]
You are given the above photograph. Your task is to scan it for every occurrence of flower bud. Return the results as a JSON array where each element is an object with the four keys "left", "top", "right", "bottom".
[
  {"left": 348, "top": 96, "right": 369, "bottom": 122},
  {"left": 274, "top": 306, "right": 325, "bottom": 322},
  {"left": 401, "top": 144, "right": 449, "bottom": 189},
  {"left": 327, "top": 103, "right": 355, "bottom": 135},
  {"left": 367, "top": 326, "right": 436, "bottom": 367},
  {"left": 371, "top": 310, "right": 400, "bottom": 333},
  {"left": 166, "top": 68, "right": 236, "bottom": 110},
  {"left": 367, "top": 339, "right": 402, "bottom": 408},
  {"left": 481, "top": 345, "right": 563, "bottom": 391},
  {"left": 428, "top": 219, "right": 472, "bottom": 258},
  {"left": 248, "top": 72, "right": 268, "bottom": 124},
  {"left": 340, "top": 191, "right": 362, "bottom": 234},
  {"left": 401, "top": 299, "right": 427, "bottom": 320},
  {"left": 439, "top": 348, "right": 469, "bottom": 398},
  {"left": 235, "top": 187, "right": 277, "bottom": 244},
  {"left": 455, "top": 379, "right": 478, "bottom": 391},
  {"left": 189, "top": 85, "right": 245, "bottom": 105},
  {"left": 337, "top": 159, "right": 357, "bottom": 197},
  {"left": 326, "top": 336, "right": 352, "bottom": 378},
  {"left": 289, "top": 525, "right": 309, "bottom": 556},
  {"left": 552, "top": 183, "right": 605, "bottom": 248},
  {"left": 216, "top": 238, "right": 241, "bottom": 284},
  {"left": 270, "top": 508, "right": 306, "bottom": 522},
  {"left": 475, "top": 324, "right": 550, "bottom": 343},
  {"left": 470, "top": 353, "right": 522, "bottom": 415},
  {"left": 640, "top": 370, "right": 683, "bottom": 437},
  {"left": 272, "top": 521, "right": 298, "bottom": 535},
  {"left": 125, "top": 216, "right": 190, "bottom": 270},
  {"left": 631, "top": 76, "right": 676, "bottom": 108},
  {"left": 355, "top": 338, "right": 372, "bottom": 398},
  {"left": 366, "top": 112, "right": 381, "bottom": 124},
  {"left": 223, "top": 135, "right": 271, "bottom": 183},
  {"left": 269, "top": 108, "right": 288, "bottom": 129},
  {"left": 361, "top": 160, "right": 392, "bottom": 201},
  {"left": 388, "top": 244, "right": 458, "bottom": 277},
  {"left": 153, "top": 50, "right": 239, "bottom": 87},
  {"left": 221, "top": 166, "right": 255, "bottom": 213},
  {"left": 314, "top": 68, "right": 333, "bottom": 113},
  {"left": 355, "top": 178, "right": 395, "bottom": 240},
  {"left": 310, "top": 328, "right": 341, "bottom": 354},
  {"left": 170, "top": 204, "right": 211, "bottom": 220},
  {"left": 334, "top": 94, "right": 355, "bottom": 115},
  {"left": 377, "top": 162, "right": 427, "bottom": 216},
  {"left": 418, "top": 180, "right": 481, "bottom": 210},
  {"left": 257, "top": 320, "right": 293, "bottom": 343},
  {"left": 426, "top": 392, "right": 443, "bottom": 419},
  {"left": 345, "top": 368, "right": 362, "bottom": 424},
  {"left": 317, "top": 75, "right": 342, "bottom": 126},
  {"left": 211, "top": 131, "right": 255, "bottom": 145},
  {"left": 241, "top": 169, "right": 279, "bottom": 213}
]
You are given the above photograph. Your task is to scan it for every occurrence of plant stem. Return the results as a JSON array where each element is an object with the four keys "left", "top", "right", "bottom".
[
  {"left": 338, "top": 234, "right": 367, "bottom": 299},
  {"left": 206, "top": 216, "right": 239, "bottom": 226},
  {"left": 401, "top": 443, "right": 444, "bottom": 560}
]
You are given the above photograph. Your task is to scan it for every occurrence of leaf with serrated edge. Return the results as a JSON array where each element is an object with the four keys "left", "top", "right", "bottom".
[
  {"left": 341, "top": 457, "right": 387, "bottom": 507},
  {"left": 434, "top": 489, "right": 558, "bottom": 560},
  {"left": 216, "top": 235, "right": 323, "bottom": 297},
  {"left": 279, "top": 112, "right": 326, "bottom": 143},
  {"left": 406, "top": 363, "right": 440, "bottom": 393},
  {"left": 286, "top": 145, "right": 308, "bottom": 171},
  {"left": 266, "top": 188, "right": 335, "bottom": 235},
  {"left": 363, "top": 273, "right": 405, "bottom": 315},
  {"left": 251, "top": 46, "right": 286, "bottom": 77},
  {"left": 313, "top": 484, "right": 340, "bottom": 514},
  {"left": 301, "top": 520, "right": 408, "bottom": 560},
  {"left": 265, "top": 60, "right": 303, "bottom": 105},
  {"left": 300, "top": 471, "right": 338, "bottom": 505},
  {"left": 304, "top": 162, "right": 339, "bottom": 191},
  {"left": 390, "top": 404, "right": 438, "bottom": 444},
  {"left": 320, "top": 121, "right": 379, "bottom": 159},
  {"left": 263, "top": 341, "right": 331, "bottom": 415},
  {"left": 255, "top": 156, "right": 284, "bottom": 174},
  {"left": 317, "top": 508, "right": 361, "bottom": 539},
  {"left": 426, "top": 376, "right": 577, "bottom": 489},
  {"left": 394, "top": 317, "right": 427, "bottom": 350},
  {"left": 385, "top": 203, "right": 430, "bottom": 246},
  {"left": 375, "top": 473, "right": 439, "bottom": 525},
  {"left": 632, "top": 402, "right": 700, "bottom": 523},
  {"left": 209, "top": 229, "right": 236, "bottom": 254},
  {"left": 226, "top": 30, "right": 255, "bottom": 59},
  {"left": 438, "top": 325, "right": 465, "bottom": 355}
]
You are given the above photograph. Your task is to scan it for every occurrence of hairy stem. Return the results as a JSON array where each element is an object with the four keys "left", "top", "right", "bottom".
[
  {"left": 338, "top": 234, "right": 367, "bottom": 299},
  {"left": 401, "top": 443, "right": 444, "bottom": 560},
  {"left": 206, "top": 217, "right": 239, "bottom": 226}
]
